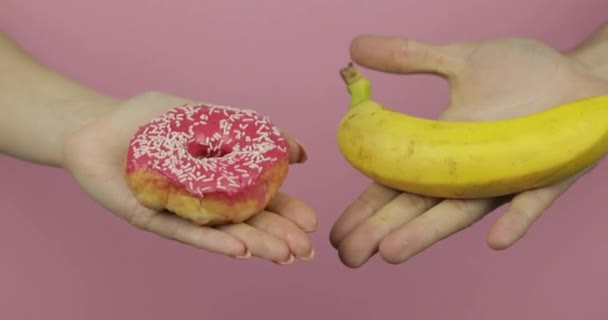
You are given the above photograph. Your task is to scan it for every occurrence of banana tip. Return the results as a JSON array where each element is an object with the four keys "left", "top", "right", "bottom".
[{"left": 339, "top": 62, "right": 361, "bottom": 85}]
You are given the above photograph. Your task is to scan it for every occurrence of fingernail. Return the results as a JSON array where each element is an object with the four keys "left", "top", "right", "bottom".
[
  {"left": 233, "top": 248, "right": 251, "bottom": 260},
  {"left": 300, "top": 249, "right": 315, "bottom": 261},
  {"left": 274, "top": 254, "right": 295, "bottom": 265},
  {"left": 295, "top": 140, "right": 308, "bottom": 163}
]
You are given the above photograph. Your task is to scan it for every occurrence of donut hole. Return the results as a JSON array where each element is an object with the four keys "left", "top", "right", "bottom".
[{"left": 186, "top": 140, "right": 232, "bottom": 158}]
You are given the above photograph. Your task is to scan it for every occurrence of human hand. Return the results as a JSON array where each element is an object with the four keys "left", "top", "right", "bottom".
[
  {"left": 330, "top": 24, "right": 608, "bottom": 267},
  {"left": 63, "top": 91, "right": 317, "bottom": 264}
]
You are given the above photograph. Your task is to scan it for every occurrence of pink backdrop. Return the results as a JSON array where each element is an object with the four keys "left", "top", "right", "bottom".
[{"left": 2, "top": 0, "right": 608, "bottom": 319}]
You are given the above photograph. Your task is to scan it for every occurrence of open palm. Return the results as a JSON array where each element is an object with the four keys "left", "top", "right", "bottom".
[
  {"left": 330, "top": 31, "right": 608, "bottom": 268},
  {"left": 62, "top": 91, "right": 317, "bottom": 264}
]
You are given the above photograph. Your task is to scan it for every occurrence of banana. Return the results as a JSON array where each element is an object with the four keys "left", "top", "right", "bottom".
[{"left": 336, "top": 63, "right": 608, "bottom": 198}]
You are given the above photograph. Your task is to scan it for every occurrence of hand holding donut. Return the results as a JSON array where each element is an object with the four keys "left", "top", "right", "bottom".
[
  {"left": 63, "top": 91, "right": 318, "bottom": 263},
  {"left": 1, "top": 30, "right": 316, "bottom": 264}
]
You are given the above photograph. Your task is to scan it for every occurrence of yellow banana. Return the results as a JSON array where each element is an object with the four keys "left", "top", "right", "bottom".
[{"left": 336, "top": 63, "right": 608, "bottom": 198}]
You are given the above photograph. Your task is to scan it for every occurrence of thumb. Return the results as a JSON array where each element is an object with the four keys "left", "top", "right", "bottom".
[
  {"left": 280, "top": 131, "right": 308, "bottom": 164},
  {"left": 349, "top": 35, "right": 466, "bottom": 78}
]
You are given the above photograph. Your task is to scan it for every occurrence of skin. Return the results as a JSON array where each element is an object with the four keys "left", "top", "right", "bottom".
[
  {"left": 3, "top": 22, "right": 608, "bottom": 268},
  {"left": 330, "top": 22, "right": 608, "bottom": 268},
  {"left": 0, "top": 31, "right": 318, "bottom": 264}
]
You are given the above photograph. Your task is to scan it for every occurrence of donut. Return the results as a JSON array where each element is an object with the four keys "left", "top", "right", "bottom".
[{"left": 123, "top": 103, "right": 290, "bottom": 226}]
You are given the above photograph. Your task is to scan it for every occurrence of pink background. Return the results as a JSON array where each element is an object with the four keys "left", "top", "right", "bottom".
[{"left": 2, "top": 0, "right": 608, "bottom": 319}]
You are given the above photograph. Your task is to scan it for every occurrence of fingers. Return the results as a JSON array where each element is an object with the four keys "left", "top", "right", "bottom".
[
  {"left": 254, "top": 192, "right": 318, "bottom": 262},
  {"left": 128, "top": 194, "right": 317, "bottom": 264},
  {"left": 335, "top": 192, "right": 439, "bottom": 268},
  {"left": 198, "top": 191, "right": 319, "bottom": 264},
  {"left": 378, "top": 197, "right": 507, "bottom": 264},
  {"left": 280, "top": 130, "right": 308, "bottom": 164},
  {"left": 128, "top": 209, "right": 250, "bottom": 258},
  {"left": 349, "top": 35, "right": 466, "bottom": 77},
  {"left": 487, "top": 175, "right": 580, "bottom": 250},
  {"left": 329, "top": 182, "right": 401, "bottom": 248},
  {"left": 266, "top": 192, "right": 318, "bottom": 232},
  {"left": 130, "top": 191, "right": 318, "bottom": 264},
  {"left": 246, "top": 211, "right": 315, "bottom": 261},
  {"left": 218, "top": 222, "right": 293, "bottom": 264}
]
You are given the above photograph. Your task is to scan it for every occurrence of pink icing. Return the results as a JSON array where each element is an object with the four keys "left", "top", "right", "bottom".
[{"left": 125, "top": 103, "right": 289, "bottom": 197}]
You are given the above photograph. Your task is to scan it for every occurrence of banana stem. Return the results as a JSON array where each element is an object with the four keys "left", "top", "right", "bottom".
[{"left": 340, "top": 62, "right": 371, "bottom": 108}]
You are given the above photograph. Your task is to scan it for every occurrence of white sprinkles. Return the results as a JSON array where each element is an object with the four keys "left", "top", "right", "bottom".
[{"left": 127, "top": 103, "right": 289, "bottom": 197}]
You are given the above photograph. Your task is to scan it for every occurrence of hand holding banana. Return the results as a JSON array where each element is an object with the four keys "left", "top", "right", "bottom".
[
  {"left": 330, "top": 23, "right": 608, "bottom": 268},
  {"left": 337, "top": 64, "right": 608, "bottom": 199}
]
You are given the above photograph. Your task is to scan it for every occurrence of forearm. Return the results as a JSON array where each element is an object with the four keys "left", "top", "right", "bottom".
[{"left": 0, "top": 31, "right": 117, "bottom": 167}]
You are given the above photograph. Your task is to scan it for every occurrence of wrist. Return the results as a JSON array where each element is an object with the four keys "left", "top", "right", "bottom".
[
  {"left": 54, "top": 95, "right": 120, "bottom": 167},
  {"left": 0, "top": 92, "right": 119, "bottom": 168},
  {"left": 566, "top": 23, "right": 608, "bottom": 80}
]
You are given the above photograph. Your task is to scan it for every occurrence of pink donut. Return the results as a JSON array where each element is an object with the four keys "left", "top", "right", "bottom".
[{"left": 124, "top": 103, "right": 290, "bottom": 226}]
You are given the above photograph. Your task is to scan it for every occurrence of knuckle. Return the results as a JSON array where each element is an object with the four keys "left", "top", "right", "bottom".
[
  {"left": 510, "top": 206, "right": 535, "bottom": 226},
  {"left": 393, "top": 38, "right": 411, "bottom": 67},
  {"left": 352, "top": 195, "right": 380, "bottom": 218},
  {"left": 127, "top": 212, "right": 153, "bottom": 230},
  {"left": 528, "top": 189, "right": 556, "bottom": 205},
  {"left": 397, "top": 38, "right": 411, "bottom": 56},
  {"left": 429, "top": 222, "right": 445, "bottom": 242},
  {"left": 406, "top": 194, "right": 435, "bottom": 211},
  {"left": 448, "top": 199, "right": 473, "bottom": 215}
]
